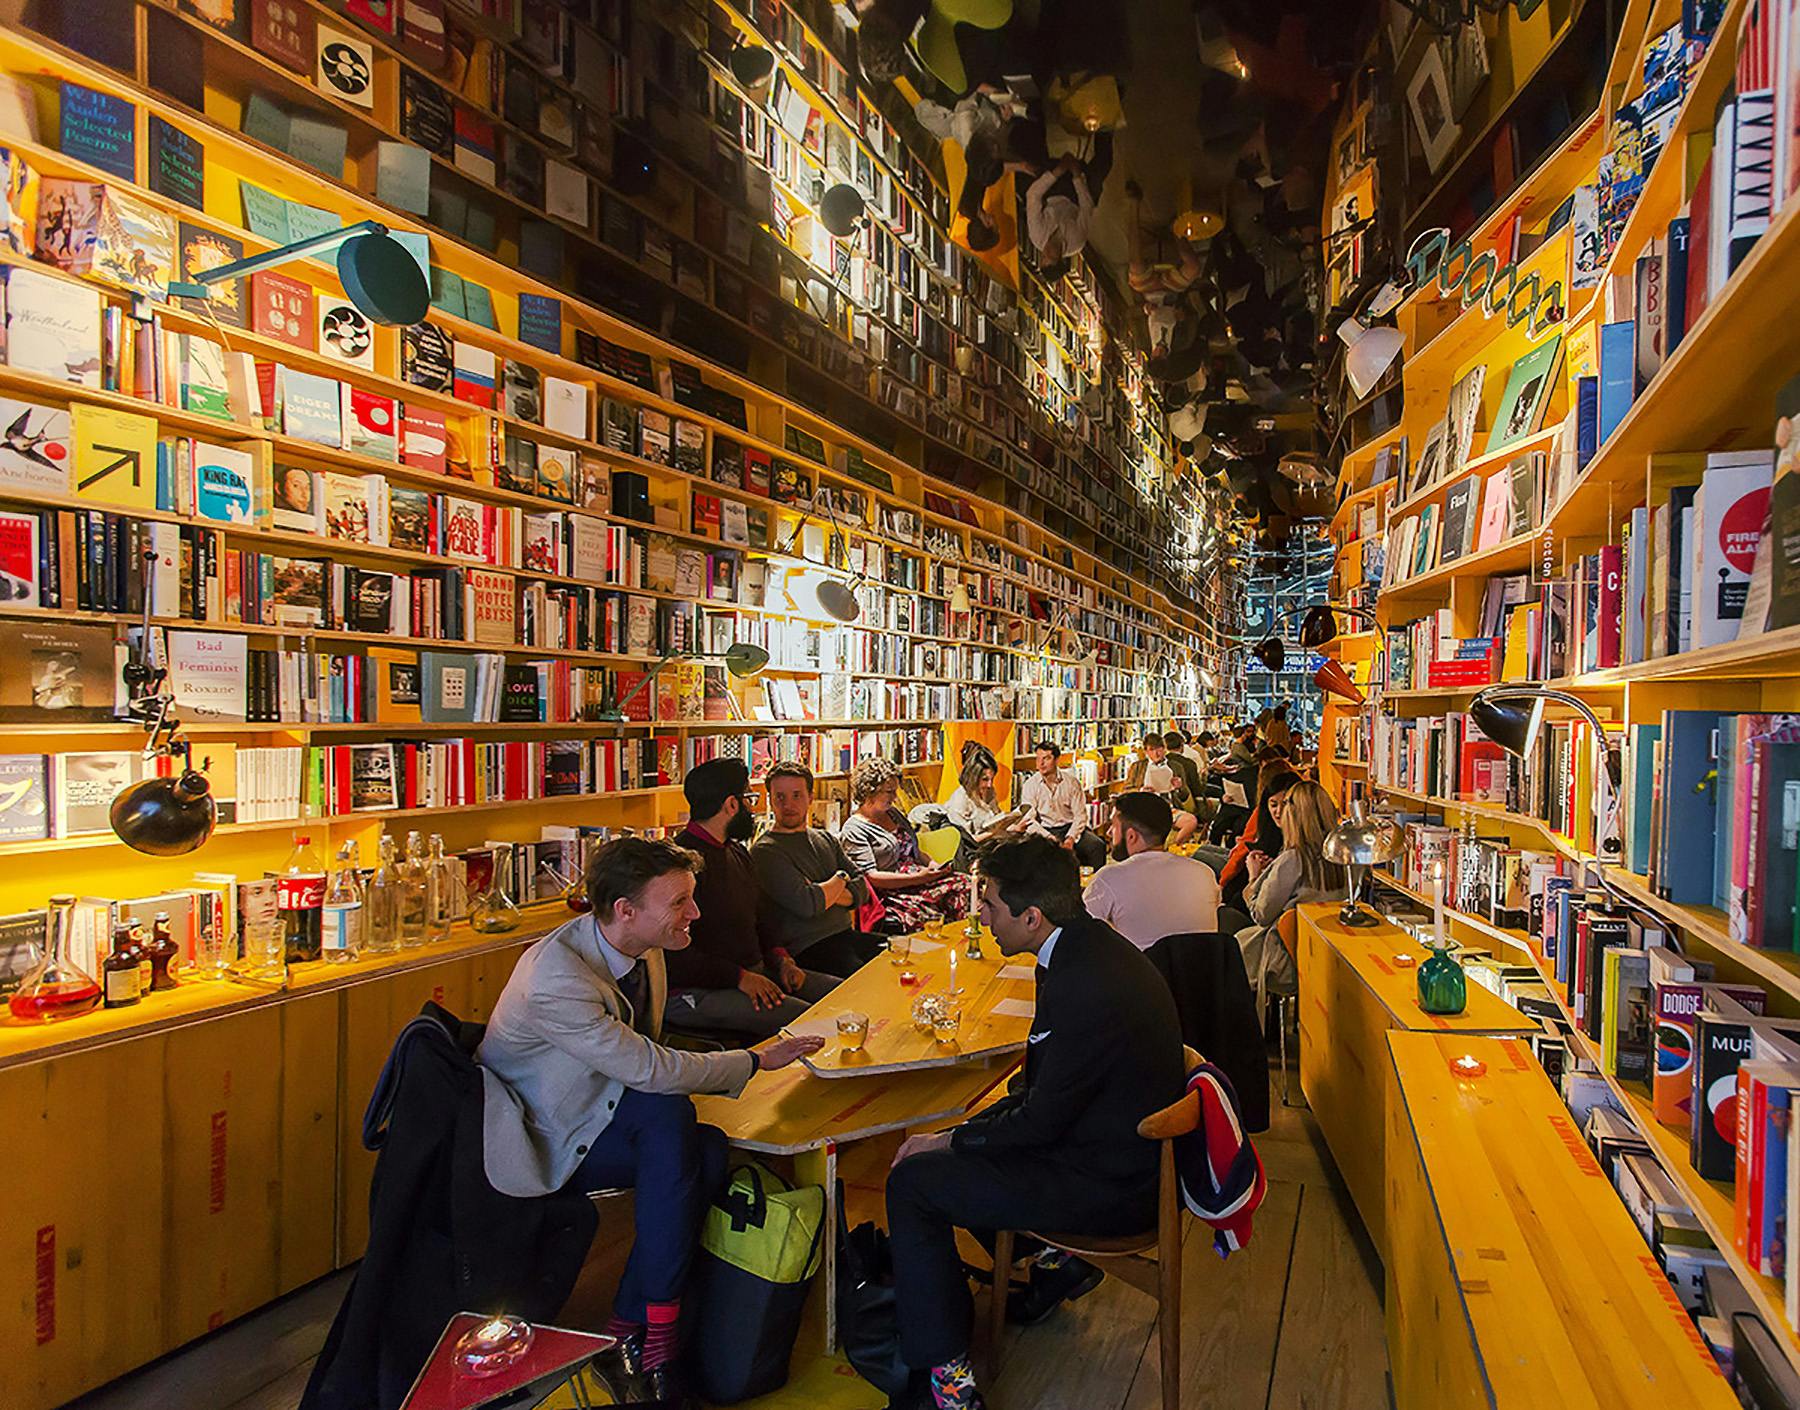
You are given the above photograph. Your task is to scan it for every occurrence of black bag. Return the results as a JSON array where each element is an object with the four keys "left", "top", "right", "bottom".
[
  {"left": 836, "top": 1205, "right": 915, "bottom": 1401},
  {"left": 687, "top": 1164, "right": 825, "bottom": 1404}
]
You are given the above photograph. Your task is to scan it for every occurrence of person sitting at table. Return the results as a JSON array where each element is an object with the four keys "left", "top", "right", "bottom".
[
  {"left": 664, "top": 757, "right": 839, "bottom": 1039},
  {"left": 1082, "top": 791, "right": 1221, "bottom": 948},
  {"left": 944, "top": 744, "right": 1030, "bottom": 845},
  {"left": 838, "top": 757, "right": 971, "bottom": 931},
  {"left": 1123, "top": 733, "right": 1199, "bottom": 844},
  {"left": 1227, "top": 722, "right": 1258, "bottom": 768},
  {"left": 1240, "top": 779, "right": 1346, "bottom": 1007},
  {"left": 750, "top": 760, "right": 886, "bottom": 977},
  {"left": 477, "top": 837, "right": 825, "bottom": 1409},
  {"left": 1217, "top": 763, "right": 1302, "bottom": 910},
  {"left": 1019, "top": 740, "right": 1107, "bottom": 868},
  {"left": 884, "top": 836, "right": 1186, "bottom": 1410}
]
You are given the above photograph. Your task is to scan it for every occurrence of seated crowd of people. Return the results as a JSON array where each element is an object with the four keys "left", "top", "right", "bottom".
[{"left": 462, "top": 710, "right": 1335, "bottom": 1410}]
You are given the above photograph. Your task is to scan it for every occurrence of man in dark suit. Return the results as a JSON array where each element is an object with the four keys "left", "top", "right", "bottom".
[{"left": 884, "top": 837, "right": 1186, "bottom": 1410}]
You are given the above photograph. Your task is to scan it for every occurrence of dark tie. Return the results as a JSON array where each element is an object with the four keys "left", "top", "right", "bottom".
[{"left": 620, "top": 961, "right": 650, "bottom": 1032}]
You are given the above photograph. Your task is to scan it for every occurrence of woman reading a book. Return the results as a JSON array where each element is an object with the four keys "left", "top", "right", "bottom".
[{"left": 838, "top": 758, "right": 971, "bottom": 931}]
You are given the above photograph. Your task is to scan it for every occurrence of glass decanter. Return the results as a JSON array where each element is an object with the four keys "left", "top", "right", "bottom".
[
  {"left": 424, "top": 834, "right": 455, "bottom": 942},
  {"left": 9, "top": 895, "right": 101, "bottom": 1022},
  {"left": 363, "top": 833, "right": 402, "bottom": 955},
  {"left": 468, "top": 854, "right": 522, "bottom": 934},
  {"left": 397, "top": 831, "right": 429, "bottom": 948}
]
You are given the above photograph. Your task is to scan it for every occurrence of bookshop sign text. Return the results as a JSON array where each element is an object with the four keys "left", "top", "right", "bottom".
[{"left": 1406, "top": 230, "right": 1565, "bottom": 339}]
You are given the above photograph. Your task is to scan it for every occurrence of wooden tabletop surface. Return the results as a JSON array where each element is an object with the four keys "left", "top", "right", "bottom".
[
  {"left": 1300, "top": 904, "right": 1535, "bottom": 1035},
  {"left": 1387, "top": 1031, "right": 1737, "bottom": 1407},
  {"left": 793, "top": 925, "right": 1037, "bottom": 1079}
]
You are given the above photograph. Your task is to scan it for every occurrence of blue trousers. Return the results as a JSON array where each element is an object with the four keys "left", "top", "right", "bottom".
[{"left": 564, "top": 1089, "right": 728, "bottom": 1323}]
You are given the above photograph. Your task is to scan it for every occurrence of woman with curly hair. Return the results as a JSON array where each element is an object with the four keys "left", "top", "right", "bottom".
[{"left": 838, "top": 758, "right": 971, "bottom": 930}]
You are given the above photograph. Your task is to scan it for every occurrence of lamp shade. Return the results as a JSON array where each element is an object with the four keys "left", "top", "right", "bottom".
[
  {"left": 722, "top": 642, "right": 771, "bottom": 676},
  {"left": 1469, "top": 691, "right": 1545, "bottom": 757},
  {"left": 728, "top": 46, "right": 776, "bottom": 88},
  {"left": 815, "top": 577, "right": 861, "bottom": 622},
  {"left": 336, "top": 230, "right": 431, "bottom": 326},
  {"left": 1298, "top": 604, "right": 1339, "bottom": 649},
  {"left": 1322, "top": 799, "right": 1403, "bottom": 867},
  {"left": 1313, "top": 658, "right": 1364, "bottom": 706},
  {"left": 820, "top": 184, "right": 866, "bottom": 238},
  {"left": 1344, "top": 324, "right": 1404, "bottom": 398},
  {"left": 110, "top": 769, "right": 217, "bottom": 856},
  {"left": 1251, "top": 636, "right": 1285, "bottom": 672}
]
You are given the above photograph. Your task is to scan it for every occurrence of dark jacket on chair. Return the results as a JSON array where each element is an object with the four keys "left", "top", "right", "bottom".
[
  {"left": 1144, "top": 932, "right": 1270, "bottom": 1133},
  {"left": 951, "top": 914, "right": 1186, "bottom": 1197},
  {"left": 301, "top": 1003, "right": 598, "bottom": 1410}
]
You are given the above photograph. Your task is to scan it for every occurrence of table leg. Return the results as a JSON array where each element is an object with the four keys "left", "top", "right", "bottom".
[{"left": 793, "top": 1142, "right": 838, "bottom": 1355}]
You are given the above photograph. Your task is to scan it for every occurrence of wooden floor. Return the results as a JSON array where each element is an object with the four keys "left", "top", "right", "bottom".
[{"left": 68, "top": 1079, "right": 1390, "bottom": 1410}]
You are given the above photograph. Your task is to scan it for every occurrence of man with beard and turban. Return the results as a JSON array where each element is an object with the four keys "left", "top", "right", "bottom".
[
  {"left": 666, "top": 757, "right": 839, "bottom": 1037},
  {"left": 1081, "top": 791, "right": 1221, "bottom": 950}
]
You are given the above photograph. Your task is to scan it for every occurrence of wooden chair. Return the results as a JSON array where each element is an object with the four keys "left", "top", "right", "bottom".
[{"left": 986, "top": 1047, "right": 1202, "bottom": 1408}]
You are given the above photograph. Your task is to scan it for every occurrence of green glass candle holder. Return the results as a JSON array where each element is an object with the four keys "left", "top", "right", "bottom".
[{"left": 1417, "top": 944, "right": 1467, "bottom": 1016}]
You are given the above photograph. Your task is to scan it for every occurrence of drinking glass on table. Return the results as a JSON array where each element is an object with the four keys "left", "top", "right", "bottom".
[
  {"left": 888, "top": 932, "right": 913, "bottom": 966},
  {"left": 837, "top": 1011, "right": 870, "bottom": 1051},
  {"left": 932, "top": 1005, "right": 962, "bottom": 1046}
]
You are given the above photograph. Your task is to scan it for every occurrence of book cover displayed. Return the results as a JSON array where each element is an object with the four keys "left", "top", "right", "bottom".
[
  {"left": 72, "top": 402, "right": 157, "bottom": 510},
  {"left": 1485, "top": 335, "right": 1563, "bottom": 456},
  {"left": 0, "top": 510, "right": 37, "bottom": 604},
  {"left": 177, "top": 222, "right": 247, "bottom": 328},
  {"left": 0, "top": 754, "right": 48, "bottom": 841},
  {"left": 1692, "top": 451, "right": 1774, "bottom": 648},
  {"left": 268, "top": 554, "right": 326, "bottom": 626},
  {"left": 452, "top": 341, "right": 497, "bottom": 409},
  {"left": 50, "top": 749, "right": 143, "bottom": 836},
  {"left": 419, "top": 650, "right": 478, "bottom": 722},
  {"left": 349, "top": 743, "right": 398, "bottom": 810},
  {"left": 368, "top": 646, "right": 422, "bottom": 723},
  {"left": 1444, "top": 364, "right": 1486, "bottom": 476},
  {"left": 316, "top": 25, "right": 375, "bottom": 108},
  {"left": 59, "top": 83, "right": 135, "bottom": 181},
  {"left": 400, "top": 405, "right": 448, "bottom": 475},
  {"left": 341, "top": 387, "right": 399, "bottom": 461},
  {"left": 281, "top": 368, "right": 343, "bottom": 446},
  {"left": 401, "top": 321, "right": 454, "bottom": 392},
  {"left": 165, "top": 629, "right": 247, "bottom": 719},
  {"left": 468, "top": 568, "right": 515, "bottom": 645},
  {"left": 272, "top": 463, "right": 322, "bottom": 534},
  {"left": 192, "top": 440, "right": 256, "bottom": 523},
  {"left": 250, "top": 270, "right": 314, "bottom": 349},
  {"left": 0, "top": 398, "right": 70, "bottom": 495},
  {"left": 5, "top": 264, "right": 102, "bottom": 385},
  {"left": 317, "top": 298, "right": 376, "bottom": 370},
  {"left": 252, "top": 0, "right": 313, "bottom": 74}
]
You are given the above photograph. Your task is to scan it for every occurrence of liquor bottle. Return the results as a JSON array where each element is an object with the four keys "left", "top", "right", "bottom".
[
  {"left": 145, "top": 912, "right": 180, "bottom": 991},
  {"left": 322, "top": 842, "right": 365, "bottom": 963},
  {"left": 364, "top": 833, "right": 402, "bottom": 954},
  {"left": 101, "top": 922, "right": 144, "bottom": 1009},
  {"left": 8, "top": 896, "right": 101, "bottom": 1021},
  {"left": 424, "top": 834, "right": 454, "bottom": 942},
  {"left": 278, "top": 833, "right": 327, "bottom": 965},
  {"left": 398, "top": 831, "right": 428, "bottom": 947},
  {"left": 131, "top": 919, "right": 151, "bottom": 993}
]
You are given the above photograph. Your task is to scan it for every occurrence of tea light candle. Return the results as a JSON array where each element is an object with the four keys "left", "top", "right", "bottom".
[
  {"left": 1450, "top": 1054, "right": 1487, "bottom": 1078},
  {"left": 1392, "top": 952, "right": 1416, "bottom": 968}
]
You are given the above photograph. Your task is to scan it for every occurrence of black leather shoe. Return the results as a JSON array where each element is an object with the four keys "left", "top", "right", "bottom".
[
  {"left": 591, "top": 1333, "right": 645, "bottom": 1402},
  {"left": 1006, "top": 1255, "right": 1104, "bottom": 1325},
  {"left": 632, "top": 1361, "right": 697, "bottom": 1410}
]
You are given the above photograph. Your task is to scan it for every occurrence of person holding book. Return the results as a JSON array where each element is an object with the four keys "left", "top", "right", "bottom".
[
  {"left": 838, "top": 757, "right": 971, "bottom": 930},
  {"left": 1019, "top": 740, "right": 1107, "bottom": 867},
  {"left": 665, "top": 758, "right": 838, "bottom": 1039},
  {"left": 477, "top": 837, "right": 825, "bottom": 1409},
  {"left": 944, "top": 745, "right": 1031, "bottom": 846},
  {"left": 1122, "top": 734, "right": 1199, "bottom": 844},
  {"left": 750, "top": 761, "right": 885, "bottom": 977}
]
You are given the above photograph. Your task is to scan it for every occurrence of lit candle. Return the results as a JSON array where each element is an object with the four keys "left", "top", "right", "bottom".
[
  {"left": 1432, "top": 861, "right": 1446, "bottom": 950},
  {"left": 1451, "top": 1054, "right": 1486, "bottom": 1078},
  {"left": 949, "top": 947, "right": 959, "bottom": 995}
]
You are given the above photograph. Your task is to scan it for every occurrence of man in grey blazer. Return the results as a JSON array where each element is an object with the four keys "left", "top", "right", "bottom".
[{"left": 479, "top": 836, "right": 823, "bottom": 1408}]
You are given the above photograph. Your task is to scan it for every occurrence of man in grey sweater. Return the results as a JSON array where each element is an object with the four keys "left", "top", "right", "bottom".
[{"left": 749, "top": 760, "right": 885, "bottom": 977}]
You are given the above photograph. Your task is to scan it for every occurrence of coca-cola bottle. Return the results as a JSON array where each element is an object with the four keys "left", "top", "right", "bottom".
[{"left": 277, "top": 833, "right": 327, "bottom": 965}]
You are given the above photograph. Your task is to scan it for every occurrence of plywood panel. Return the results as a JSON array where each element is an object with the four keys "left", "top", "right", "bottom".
[
  {"left": 277, "top": 992, "right": 341, "bottom": 1293},
  {"left": 0, "top": 1038, "right": 167, "bottom": 1407}
]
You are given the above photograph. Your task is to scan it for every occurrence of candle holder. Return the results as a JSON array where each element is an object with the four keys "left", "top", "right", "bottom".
[{"left": 1416, "top": 938, "right": 1467, "bottom": 1016}]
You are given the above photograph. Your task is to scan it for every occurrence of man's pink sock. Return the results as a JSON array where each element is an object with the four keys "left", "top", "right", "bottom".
[{"left": 643, "top": 1300, "right": 681, "bottom": 1369}]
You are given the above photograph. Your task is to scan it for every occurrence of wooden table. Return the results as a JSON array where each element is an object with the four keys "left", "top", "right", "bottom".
[
  {"left": 1385, "top": 1031, "right": 1737, "bottom": 1409},
  {"left": 792, "top": 928, "right": 1036, "bottom": 1079},
  {"left": 1296, "top": 903, "right": 1535, "bottom": 1255},
  {"left": 693, "top": 935, "right": 1028, "bottom": 1357}
]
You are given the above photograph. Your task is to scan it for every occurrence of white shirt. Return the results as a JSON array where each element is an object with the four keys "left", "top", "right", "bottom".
[
  {"left": 1036, "top": 925, "right": 1064, "bottom": 970},
  {"left": 1021, "top": 769, "right": 1087, "bottom": 830},
  {"left": 914, "top": 95, "right": 1004, "bottom": 151},
  {"left": 1083, "top": 850, "right": 1221, "bottom": 950},
  {"left": 1025, "top": 167, "right": 1093, "bottom": 258}
]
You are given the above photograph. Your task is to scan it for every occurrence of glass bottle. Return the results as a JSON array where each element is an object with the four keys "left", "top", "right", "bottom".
[
  {"left": 131, "top": 919, "right": 151, "bottom": 994},
  {"left": 278, "top": 833, "right": 327, "bottom": 965},
  {"left": 398, "top": 831, "right": 429, "bottom": 947},
  {"left": 8, "top": 895, "right": 101, "bottom": 1022},
  {"left": 322, "top": 841, "right": 365, "bottom": 964},
  {"left": 145, "top": 911, "right": 180, "bottom": 992},
  {"left": 469, "top": 852, "right": 522, "bottom": 934},
  {"left": 101, "top": 921, "right": 144, "bottom": 1009},
  {"left": 364, "top": 833, "right": 402, "bottom": 955},
  {"left": 424, "top": 834, "right": 454, "bottom": 942}
]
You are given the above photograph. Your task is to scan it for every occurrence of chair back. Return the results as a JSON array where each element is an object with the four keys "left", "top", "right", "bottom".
[
  {"left": 1276, "top": 909, "right": 1299, "bottom": 958},
  {"left": 1138, "top": 1046, "right": 1205, "bottom": 1140}
]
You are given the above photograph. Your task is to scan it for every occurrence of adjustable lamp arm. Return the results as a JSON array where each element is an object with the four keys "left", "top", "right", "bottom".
[{"left": 169, "top": 220, "right": 390, "bottom": 294}]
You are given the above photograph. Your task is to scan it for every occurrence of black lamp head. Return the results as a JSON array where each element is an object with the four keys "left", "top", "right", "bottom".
[
  {"left": 819, "top": 184, "right": 867, "bottom": 239},
  {"left": 337, "top": 231, "right": 430, "bottom": 326},
  {"left": 1470, "top": 691, "right": 1544, "bottom": 757},
  {"left": 1298, "top": 604, "right": 1339, "bottom": 649},
  {"left": 729, "top": 46, "right": 776, "bottom": 88},
  {"left": 110, "top": 769, "right": 217, "bottom": 856},
  {"left": 1251, "top": 636, "right": 1284, "bottom": 672}
]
